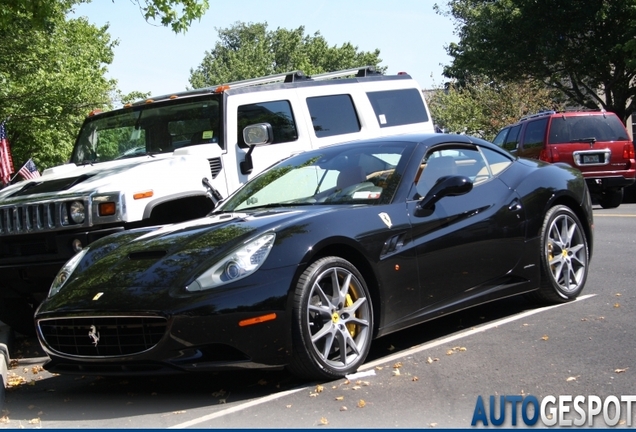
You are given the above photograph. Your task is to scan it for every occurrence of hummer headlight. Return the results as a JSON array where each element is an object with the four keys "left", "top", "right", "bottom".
[{"left": 69, "top": 201, "right": 86, "bottom": 224}]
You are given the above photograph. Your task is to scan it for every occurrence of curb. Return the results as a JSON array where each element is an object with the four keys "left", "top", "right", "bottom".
[{"left": 0, "top": 322, "right": 12, "bottom": 410}]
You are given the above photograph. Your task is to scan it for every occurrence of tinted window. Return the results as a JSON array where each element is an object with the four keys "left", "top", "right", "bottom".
[
  {"left": 549, "top": 114, "right": 630, "bottom": 144},
  {"left": 493, "top": 128, "right": 509, "bottom": 147},
  {"left": 522, "top": 118, "right": 548, "bottom": 149},
  {"left": 237, "top": 100, "right": 298, "bottom": 148},
  {"left": 503, "top": 125, "right": 521, "bottom": 151},
  {"left": 306, "top": 94, "right": 360, "bottom": 137},
  {"left": 367, "top": 88, "right": 429, "bottom": 127}
]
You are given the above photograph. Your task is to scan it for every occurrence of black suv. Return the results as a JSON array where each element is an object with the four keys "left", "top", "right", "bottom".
[{"left": 494, "top": 110, "right": 636, "bottom": 208}]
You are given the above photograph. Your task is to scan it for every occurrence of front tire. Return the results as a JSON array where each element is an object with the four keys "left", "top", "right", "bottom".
[
  {"left": 531, "top": 205, "right": 589, "bottom": 303},
  {"left": 288, "top": 257, "right": 373, "bottom": 380}
]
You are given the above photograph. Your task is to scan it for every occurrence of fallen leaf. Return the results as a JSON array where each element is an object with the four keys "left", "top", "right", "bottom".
[
  {"left": 541, "top": 335, "right": 549, "bottom": 341},
  {"left": 362, "top": 381, "right": 370, "bottom": 386},
  {"left": 393, "top": 362, "right": 403, "bottom": 368},
  {"left": 172, "top": 410, "right": 186, "bottom": 415},
  {"left": 315, "top": 385, "right": 324, "bottom": 393},
  {"left": 340, "top": 406, "right": 348, "bottom": 411},
  {"left": 566, "top": 376, "right": 577, "bottom": 382},
  {"left": 357, "top": 399, "right": 366, "bottom": 408},
  {"left": 309, "top": 392, "right": 319, "bottom": 398},
  {"left": 412, "top": 376, "right": 419, "bottom": 382},
  {"left": 446, "top": 349, "right": 454, "bottom": 355},
  {"left": 375, "top": 366, "right": 384, "bottom": 371},
  {"left": 319, "top": 417, "right": 329, "bottom": 425},
  {"left": 28, "top": 418, "right": 40, "bottom": 425},
  {"left": 335, "top": 396, "right": 344, "bottom": 401},
  {"left": 352, "top": 385, "right": 361, "bottom": 390},
  {"left": 615, "top": 368, "right": 628, "bottom": 373},
  {"left": 286, "top": 404, "right": 292, "bottom": 408},
  {"left": 615, "top": 293, "right": 621, "bottom": 296},
  {"left": 392, "top": 369, "right": 401, "bottom": 376},
  {"left": 426, "top": 357, "right": 433, "bottom": 364},
  {"left": 387, "top": 345, "right": 395, "bottom": 351},
  {"left": 430, "top": 423, "right": 438, "bottom": 427},
  {"left": 343, "top": 379, "right": 350, "bottom": 385},
  {"left": 614, "top": 303, "right": 620, "bottom": 308},
  {"left": 0, "top": 416, "right": 8, "bottom": 423}
]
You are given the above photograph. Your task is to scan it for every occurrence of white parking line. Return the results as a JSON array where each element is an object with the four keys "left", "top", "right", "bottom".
[
  {"left": 361, "top": 293, "right": 596, "bottom": 370},
  {"left": 169, "top": 294, "right": 595, "bottom": 429}
]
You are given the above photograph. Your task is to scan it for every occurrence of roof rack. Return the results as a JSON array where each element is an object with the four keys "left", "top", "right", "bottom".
[
  {"left": 519, "top": 110, "right": 556, "bottom": 122},
  {"left": 309, "top": 66, "right": 381, "bottom": 81},
  {"left": 216, "top": 70, "right": 310, "bottom": 90},
  {"left": 133, "top": 66, "right": 385, "bottom": 105}
]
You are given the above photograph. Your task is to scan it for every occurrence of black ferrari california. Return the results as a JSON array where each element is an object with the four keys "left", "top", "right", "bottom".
[{"left": 35, "top": 133, "right": 593, "bottom": 380}]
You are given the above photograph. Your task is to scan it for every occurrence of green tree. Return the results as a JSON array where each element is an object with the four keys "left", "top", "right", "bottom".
[
  {"left": 0, "top": 0, "right": 209, "bottom": 33},
  {"left": 189, "top": 22, "right": 385, "bottom": 88},
  {"left": 427, "top": 76, "right": 560, "bottom": 140},
  {"left": 436, "top": 0, "right": 636, "bottom": 123},
  {"left": 0, "top": 9, "right": 117, "bottom": 170}
]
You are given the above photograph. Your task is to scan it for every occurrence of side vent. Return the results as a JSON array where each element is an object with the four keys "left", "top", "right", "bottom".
[{"left": 208, "top": 157, "right": 222, "bottom": 179}]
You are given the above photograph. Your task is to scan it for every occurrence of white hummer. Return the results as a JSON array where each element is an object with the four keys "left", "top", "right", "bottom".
[{"left": 0, "top": 67, "right": 435, "bottom": 333}]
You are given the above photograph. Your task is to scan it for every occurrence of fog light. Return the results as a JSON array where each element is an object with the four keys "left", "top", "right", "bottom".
[{"left": 72, "top": 238, "right": 83, "bottom": 252}]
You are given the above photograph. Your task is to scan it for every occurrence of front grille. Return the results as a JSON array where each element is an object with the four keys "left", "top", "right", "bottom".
[
  {"left": 39, "top": 316, "right": 167, "bottom": 358},
  {"left": 208, "top": 157, "right": 222, "bottom": 179},
  {"left": 0, "top": 198, "right": 90, "bottom": 237}
]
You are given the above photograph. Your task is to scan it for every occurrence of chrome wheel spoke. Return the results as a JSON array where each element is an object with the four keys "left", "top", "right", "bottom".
[
  {"left": 305, "top": 265, "right": 372, "bottom": 370},
  {"left": 547, "top": 214, "right": 587, "bottom": 293}
]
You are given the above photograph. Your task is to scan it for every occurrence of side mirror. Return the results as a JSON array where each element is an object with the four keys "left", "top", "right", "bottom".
[
  {"left": 414, "top": 175, "right": 473, "bottom": 217},
  {"left": 241, "top": 123, "right": 274, "bottom": 175}
]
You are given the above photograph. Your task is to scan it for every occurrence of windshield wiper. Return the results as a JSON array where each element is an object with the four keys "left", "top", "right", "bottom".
[
  {"left": 569, "top": 137, "right": 596, "bottom": 144},
  {"left": 242, "top": 201, "right": 317, "bottom": 211}
]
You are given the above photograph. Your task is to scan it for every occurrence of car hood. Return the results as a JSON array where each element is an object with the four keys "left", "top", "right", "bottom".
[
  {"left": 41, "top": 208, "right": 319, "bottom": 310},
  {"left": 0, "top": 153, "right": 187, "bottom": 202}
]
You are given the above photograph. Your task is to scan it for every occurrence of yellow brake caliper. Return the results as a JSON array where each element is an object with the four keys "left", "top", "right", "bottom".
[{"left": 345, "top": 288, "right": 357, "bottom": 337}]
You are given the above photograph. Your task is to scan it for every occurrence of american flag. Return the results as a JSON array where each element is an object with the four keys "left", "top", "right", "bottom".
[
  {"left": 0, "top": 121, "right": 15, "bottom": 186},
  {"left": 18, "top": 158, "right": 41, "bottom": 180}
]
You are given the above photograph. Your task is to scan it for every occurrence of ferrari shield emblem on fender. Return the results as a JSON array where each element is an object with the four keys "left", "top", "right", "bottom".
[
  {"left": 88, "top": 325, "right": 100, "bottom": 346},
  {"left": 378, "top": 212, "right": 392, "bottom": 229}
]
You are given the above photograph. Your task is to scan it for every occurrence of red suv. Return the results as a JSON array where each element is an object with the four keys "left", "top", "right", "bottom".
[{"left": 494, "top": 110, "right": 636, "bottom": 208}]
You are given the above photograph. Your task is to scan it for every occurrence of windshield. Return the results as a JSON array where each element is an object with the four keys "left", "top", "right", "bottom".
[
  {"left": 219, "top": 142, "right": 412, "bottom": 211},
  {"left": 71, "top": 96, "right": 222, "bottom": 164}
]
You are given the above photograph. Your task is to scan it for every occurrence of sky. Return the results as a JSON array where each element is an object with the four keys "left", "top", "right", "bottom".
[{"left": 71, "top": 0, "right": 458, "bottom": 98}]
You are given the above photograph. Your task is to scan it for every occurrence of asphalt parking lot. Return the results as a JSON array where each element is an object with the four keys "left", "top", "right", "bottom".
[{"left": 0, "top": 203, "right": 634, "bottom": 428}]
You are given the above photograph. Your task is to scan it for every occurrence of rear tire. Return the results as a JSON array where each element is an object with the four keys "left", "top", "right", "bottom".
[
  {"left": 597, "top": 188, "right": 623, "bottom": 209},
  {"left": 288, "top": 257, "right": 373, "bottom": 380},
  {"left": 529, "top": 205, "right": 589, "bottom": 304}
]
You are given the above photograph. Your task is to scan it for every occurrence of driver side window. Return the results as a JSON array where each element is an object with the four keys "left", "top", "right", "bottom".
[{"left": 416, "top": 146, "right": 509, "bottom": 197}]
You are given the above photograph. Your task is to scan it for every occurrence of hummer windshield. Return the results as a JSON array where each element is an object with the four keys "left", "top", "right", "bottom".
[{"left": 71, "top": 95, "right": 222, "bottom": 164}]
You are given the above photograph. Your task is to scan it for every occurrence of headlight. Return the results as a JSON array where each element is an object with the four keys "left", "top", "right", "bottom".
[
  {"left": 49, "top": 249, "right": 88, "bottom": 297},
  {"left": 186, "top": 233, "right": 275, "bottom": 292},
  {"left": 69, "top": 201, "right": 86, "bottom": 224}
]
